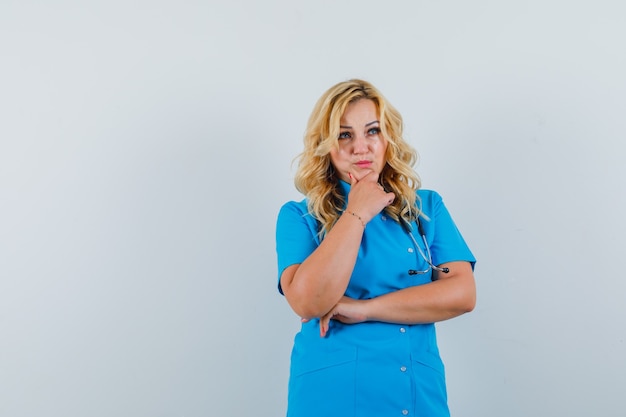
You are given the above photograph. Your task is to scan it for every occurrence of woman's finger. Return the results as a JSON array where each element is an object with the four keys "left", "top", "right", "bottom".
[{"left": 319, "top": 313, "right": 330, "bottom": 338}]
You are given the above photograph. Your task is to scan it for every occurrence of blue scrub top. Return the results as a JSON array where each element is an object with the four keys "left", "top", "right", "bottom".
[{"left": 276, "top": 181, "right": 475, "bottom": 417}]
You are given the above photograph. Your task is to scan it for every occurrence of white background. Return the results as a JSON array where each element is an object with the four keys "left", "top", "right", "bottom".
[{"left": 1, "top": 1, "right": 625, "bottom": 416}]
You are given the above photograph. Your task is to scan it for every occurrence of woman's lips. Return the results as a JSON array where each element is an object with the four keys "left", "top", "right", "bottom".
[{"left": 355, "top": 160, "right": 372, "bottom": 168}]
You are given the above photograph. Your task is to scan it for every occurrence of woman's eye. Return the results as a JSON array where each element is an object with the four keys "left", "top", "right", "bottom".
[
  {"left": 367, "top": 127, "right": 381, "bottom": 135},
  {"left": 338, "top": 131, "right": 352, "bottom": 140}
]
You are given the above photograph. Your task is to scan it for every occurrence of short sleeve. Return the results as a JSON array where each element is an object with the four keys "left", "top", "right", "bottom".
[
  {"left": 275, "top": 200, "right": 320, "bottom": 294},
  {"left": 419, "top": 190, "right": 476, "bottom": 269}
]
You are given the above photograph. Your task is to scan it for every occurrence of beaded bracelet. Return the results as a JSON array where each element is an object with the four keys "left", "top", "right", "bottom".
[{"left": 346, "top": 210, "right": 365, "bottom": 227}]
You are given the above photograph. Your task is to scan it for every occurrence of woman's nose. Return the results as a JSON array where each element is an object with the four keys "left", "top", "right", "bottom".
[{"left": 351, "top": 134, "right": 368, "bottom": 154}]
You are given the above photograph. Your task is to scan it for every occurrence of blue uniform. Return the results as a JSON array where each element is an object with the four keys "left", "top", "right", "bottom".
[{"left": 276, "top": 181, "right": 475, "bottom": 417}]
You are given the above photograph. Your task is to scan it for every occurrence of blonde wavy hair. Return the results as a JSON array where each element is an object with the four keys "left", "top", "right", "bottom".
[{"left": 294, "top": 79, "right": 422, "bottom": 237}]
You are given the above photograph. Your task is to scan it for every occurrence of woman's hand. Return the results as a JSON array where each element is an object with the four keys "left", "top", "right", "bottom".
[
  {"left": 318, "top": 296, "right": 368, "bottom": 338},
  {"left": 346, "top": 170, "right": 395, "bottom": 224}
]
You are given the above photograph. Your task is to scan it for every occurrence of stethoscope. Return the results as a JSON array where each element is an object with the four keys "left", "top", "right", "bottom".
[{"left": 400, "top": 217, "right": 450, "bottom": 277}]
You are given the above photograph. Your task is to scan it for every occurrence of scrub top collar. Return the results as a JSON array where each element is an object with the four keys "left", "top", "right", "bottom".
[{"left": 338, "top": 179, "right": 351, "bottom": 197}]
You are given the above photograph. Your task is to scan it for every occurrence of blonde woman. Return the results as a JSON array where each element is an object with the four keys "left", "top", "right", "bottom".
[{"left": 276, "top": 79, "right": 476, "bottom": 417}]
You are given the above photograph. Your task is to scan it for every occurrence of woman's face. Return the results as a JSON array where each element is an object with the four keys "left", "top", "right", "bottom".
[{"left": 329, "top": 99, "right": 388, "bottom": 183}]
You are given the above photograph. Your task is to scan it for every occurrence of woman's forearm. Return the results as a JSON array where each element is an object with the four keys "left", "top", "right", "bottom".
[{"left": 364, "top": 261, "right": 476, "bottom": 324}]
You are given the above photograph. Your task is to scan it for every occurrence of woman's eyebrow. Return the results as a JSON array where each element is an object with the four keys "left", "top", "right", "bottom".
[{"left": 340, "top": 120, "right": 380, "bottom": 129}]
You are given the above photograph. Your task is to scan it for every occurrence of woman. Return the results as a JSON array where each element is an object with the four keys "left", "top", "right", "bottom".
[{"left": 275, "top": 79, "right": 476, "bottom": 417}]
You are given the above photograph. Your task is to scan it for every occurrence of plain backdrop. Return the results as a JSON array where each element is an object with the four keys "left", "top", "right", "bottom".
[{"left": 1, "top": 1, "right": 625, "bottom": 416}]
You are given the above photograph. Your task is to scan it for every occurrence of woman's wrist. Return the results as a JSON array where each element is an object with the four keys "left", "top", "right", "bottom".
[{"left": 345, "top": 210, "right": 366, "bottom": 227}]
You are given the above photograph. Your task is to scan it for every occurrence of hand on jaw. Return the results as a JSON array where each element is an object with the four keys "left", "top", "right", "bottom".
[{"left": 344, "top": 170, "right": 395, "bottom": 226}]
